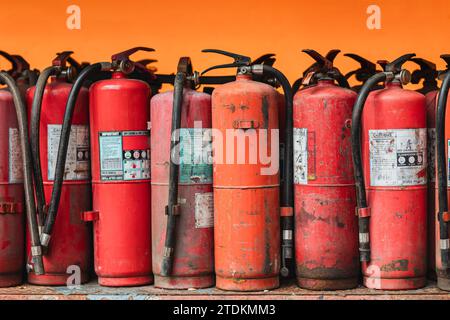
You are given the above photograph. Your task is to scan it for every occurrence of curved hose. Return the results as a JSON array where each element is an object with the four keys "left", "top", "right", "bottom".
[
  {"left": 351, "top": 72, "right": 387, "bottom": 262},
  {"left": 261, "top": 65, "right": 294, "bottom": 277},
  {"left": 0, "top": 72, "right": 44, "bottom": 274},
  {"left": 30, "top": 66, "right": 59, "bottom": 228},
  {"left": 161, "top": 72, "right": 186, "bottom": 276},
  {"left": 40, "top": 63, "right": 104, "bottom": 247},
  {"left": 436, "top": 71, "right": 450, "bottom": 269},
  {"left": 335, "top": 73, "right": 350, "bottom": 89}
]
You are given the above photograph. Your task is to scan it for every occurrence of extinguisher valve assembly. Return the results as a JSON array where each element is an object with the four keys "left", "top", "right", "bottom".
[
  {"left": 351, "top": 53, "right": 416, "bottom": 263},
  {"left": 202, "top": 49, "right": 295, "bottom": 277}
]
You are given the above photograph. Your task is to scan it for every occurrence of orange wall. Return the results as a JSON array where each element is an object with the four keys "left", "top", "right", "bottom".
[{"left": 1, "top": 0, "right": 450, "bottom": 89}]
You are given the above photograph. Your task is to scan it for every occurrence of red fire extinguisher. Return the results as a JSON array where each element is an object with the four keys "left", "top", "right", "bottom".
[
  {"left": 60, "top": 47, "right": 153, "bottom": 287},
  {"left": 294, "top": 50, "right": 359, "bottom": 290},
  {"left": 344, "top": 53, "right": 384, "bottom": 93},
  {"left": 201, "top": 49, "right": 293, "bottom": 291},
  {"left": 434, "top": 59, "right": 450, "bottom": 291},
  {"left": 410, "top": 57, "right": 441, "bottom": 281},
  {"left": 352, "top": 53, "right": 428, "bottom": 290},
  {"left": 292, "top": 49, "right": 349, "bottom": 93},
  {"left": 0, "top": 67, "right": 44, "bottom": 286},
  {"left": 27, "top": 51, "right": 92, "bottom": 285}
]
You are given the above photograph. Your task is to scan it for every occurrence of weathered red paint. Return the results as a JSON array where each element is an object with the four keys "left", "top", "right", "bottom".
[
  {"left": 294, "top": 79, "right": 359, "bottom": 290},
  {"left": 361, "top": 82, "right": 427, "bottom": 290},
  {"left": 89, "top": 72, "right": 152, "bottom": 287},
  {"left": 151, "top": 88, "right": 214, "bottom": 289},
  {"left": 25, "top": 78, "right": 92, "bottom": 285},
  {"left": 0, "top": 89, "right": 24, "bottom": 287},
  {"left": 212, "top": 74, "right": 280, "bottom": 291}
]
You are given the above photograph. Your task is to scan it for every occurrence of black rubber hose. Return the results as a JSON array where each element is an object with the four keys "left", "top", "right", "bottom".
[
  {"left": 436, "top": 71, "right": 450, "bottom": 269},
  {"left": 292, "top": 78, "right": 303, "bottom": 93},
  {"left": 161, "top": 72, "right": 186, "bottom": 276},
  {"left": 261, "top": 65, "right": 294, "bottom": 277},
  {"left": 41, "top": 63, "right": 104, "bottom": 247},
  {"left": 0, "top": 71, "right": 44, "bottom": 274},
  {"left": 335, "top": 73, "right": 350, "bottom": 89},
  {"left": 351, "top": 72, "right": 387, "bottom": 262},
  {"left": 30, "top": 66, "right": 59, "bottom": 228}
]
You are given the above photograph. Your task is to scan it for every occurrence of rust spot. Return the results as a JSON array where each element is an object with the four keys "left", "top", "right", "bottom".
[
  {"left": 224, "top": 104, "right": 236, "bottom": 113},
  {"left": 240, "top": 104, "right": 249, "bottom": 110},
  {"left": 380, "top": 259, "right": 409, "bottom": 272}
]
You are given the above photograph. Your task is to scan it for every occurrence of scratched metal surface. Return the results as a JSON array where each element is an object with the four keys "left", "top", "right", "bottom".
[{"left": 0, "top": 279, "right": 449, "bottom": 300}]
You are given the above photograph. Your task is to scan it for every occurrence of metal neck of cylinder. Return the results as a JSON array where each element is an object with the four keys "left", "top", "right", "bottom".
[
  {"left": 385, "top": 81, "right": 402, "bottom": 88},
  {"left": 236, "top": 74, "right": 252, "bottom": 81}
]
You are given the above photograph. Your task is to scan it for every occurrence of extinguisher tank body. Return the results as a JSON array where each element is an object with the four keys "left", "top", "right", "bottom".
[
  {"left": 151, "top": 88, "right": 214, "bottom": 289},
  {"left": 293, "top": 80, "right": 359, "bottom": 290},
  {"left": 26, "top": 78, "right": 92, "bottom": 285},
  {"left": 212, "top": 74, "right": 280, "bottom": 291},
  {"left": 0, "top": 89, "right": 24, "bottom": 287},
  {"left": 362, "top": 82, "right": 427, "bottom": 290},
  {"left": 89, "top": 72, "right": 152, "bottom": 287}
]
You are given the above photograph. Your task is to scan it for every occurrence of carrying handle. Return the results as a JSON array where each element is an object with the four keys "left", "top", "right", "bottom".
[
  {"left": 0, "top": 50, "right": 18, "bottom": 73},
  {"left": 201, "top": 49, "right": 251, "bottom": 75},
  {"left": 252, "top": 53, "right": 276, "bottom": 66},
  {"left": 410, "top": 57, "right": 438, "bottom": 88},
  {"left": 385, "top": 53, "right": 416, "bottom": 73},
  {"left": 344, "top": 53, "right": 379, "bottom": 82},
  {"left": 52, "top": 51, "right": 74, "bottom": 67},
  {"left": 111, "top": 47, "right": 155, "bottom": 74}
]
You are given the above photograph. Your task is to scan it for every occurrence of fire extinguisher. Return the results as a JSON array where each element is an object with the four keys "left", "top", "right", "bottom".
[
  {"left": 60, "top": 47, "right": 153, "bottom": 287},
  {"left": 292, "top": 49, "right": 349, "bottom": 93},
  {"left": 344, "top": 53, "right": 384, "bottom": 93},
  {"left": 201, "top": 49, "right": 293, "bottom": 291},
  {"left": 0, "top": 68, "right": 44, "bottom": 286},
  {"left": 27, "top": 51, "right": 92, "bottom": 285},
  {"left": 410, "top": 57, "right": 441, "bottom": 281},
  {"left": 352, "top": 53, "right": 428, "bottom": 290},
  {"left": 294, "top": 50, "right": 359, "bottom": 290},
  {"left": 434, "top": 56, "right": 450, "bottom": 291}
]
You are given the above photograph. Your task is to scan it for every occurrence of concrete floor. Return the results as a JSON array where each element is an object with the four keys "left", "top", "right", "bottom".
[{"left": 0, "top": 279, "right": 449, "bottom": 300}]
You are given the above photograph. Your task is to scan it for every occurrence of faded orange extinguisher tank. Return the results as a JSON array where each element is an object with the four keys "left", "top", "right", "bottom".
[
  {"left": 27, "top": 52, "right": 92, "bottom": 285},
  {"left": 352, "top": 54, "right": 427, "bottom": 290},
  {"left": 201, "top": 49, "right": 286, "bottom": 291},
  {"left": 294, "top": 50, "right": 359, "bottom": 290},
  {"left": 151, "top": 65, "right": 214, "bottom": 289},
  {"left": 0, "top": 88, "right": 24, "bottom": 287}
]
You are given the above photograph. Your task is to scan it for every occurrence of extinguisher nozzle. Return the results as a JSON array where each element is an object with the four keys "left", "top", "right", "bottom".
[{"left": 32, "top": 255, "right": 45, "bottom": 275}]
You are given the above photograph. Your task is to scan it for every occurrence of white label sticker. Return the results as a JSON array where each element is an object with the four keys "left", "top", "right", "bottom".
[
  {"left": 428, "top": 128, "right": 436, "bottom": 183},
  {"left": 99, "top": 131, "right": 150, "bottom": 181},
  {"left": 294, "top": 128, "right": 308, "bottom": 184},
  {"left": 8, "top": 128, "right": 23, "bottom": 183},
  {"left": 48, "top": 124, "right": 90, "bottom": 181},
  {"left": 194, "top": 192, "right": 214, "bottom": 228},
  {"left": 369, "top": 128, "right": 427, "bottom": 187}
]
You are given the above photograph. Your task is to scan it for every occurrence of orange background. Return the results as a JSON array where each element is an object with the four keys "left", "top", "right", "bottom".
[{"left": 1, "top": 0, "right": 450, "bottom": 89}]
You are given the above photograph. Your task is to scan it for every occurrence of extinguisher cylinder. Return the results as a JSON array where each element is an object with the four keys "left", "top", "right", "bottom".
[
  {"left": 0, "top": 72, "right": 44, "bottom": 274},
  {"left": 351, "top": 72, "right": 388, "bottom": 262},
  {"left": 42, "top": 63, "right": 103, "bottom": 246},
  {"left": 436, "top": 71, "right": 450, "bottom": 270},
  {"left": 161, "top": 72, "right": 186, "bottom": 277}
]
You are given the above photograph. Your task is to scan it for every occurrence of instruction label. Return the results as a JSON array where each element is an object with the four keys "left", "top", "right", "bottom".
[
  {"left": 8, "top": 128, "right": 23, "bottom": 183},
  {"left": 48, "top": 124, "right": 90, "bottom": 181},
  {"left": 369, "top": 128, "right": 427, "bottom": 187},
  {"left": 194, "top": 192, "right": 214, "bottom": 228},
  {"left": 178, "top": 128, "right": 212, "bottom": 184},
  {"left": 293, "top": 128, "right": 308, "bottom": 184},
  {"left": 99, "top": 131, "right": 150, "bottom": 181}
]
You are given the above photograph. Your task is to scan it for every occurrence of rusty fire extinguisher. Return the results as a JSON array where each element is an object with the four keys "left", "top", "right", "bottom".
[
  {"left": 410, "top": 57, "right": 442, "bottom": 281},
  {"left": 294, "top": 50, "right": 359, "bottom": 290},
  {"left": 0, "top": 66, "right": 44, "bottom": 286},
  {"left": 434, "top": 57, "right": 450, "bottom": 291},
  {"left": 292, "top": 49, "right": 349, "bottom": 93},
  {"left": 344, "top": 53, "right": 384, "bottom": 93},
  {"left": 352, "top": 53, "right": 428, "bottom": 290},
  {"left": 27, "top": 51, "right": 92, "bottom": 285},
  {"left": 201, "top": 49, "right": 293, "bottom": 291},
  {"left": 60, "top": 47, "right": 153, "bottom": 287}
]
